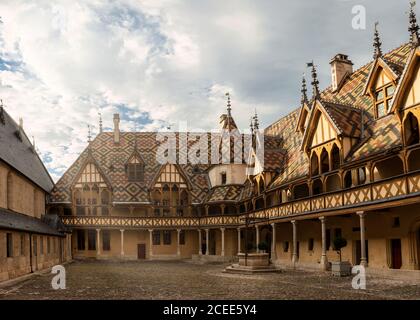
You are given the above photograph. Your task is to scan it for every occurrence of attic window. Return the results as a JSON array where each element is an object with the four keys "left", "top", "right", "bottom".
[
  {"left": 375, "top": 84, "right": 395, "bottom": 118},
  {"left": 127, "top": 156, "right": 144, "bottom": 182}
]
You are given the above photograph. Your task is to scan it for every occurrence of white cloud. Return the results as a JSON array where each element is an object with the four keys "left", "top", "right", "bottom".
[{"left": 0, "top": 0, "right": 414, "bottom": 181}]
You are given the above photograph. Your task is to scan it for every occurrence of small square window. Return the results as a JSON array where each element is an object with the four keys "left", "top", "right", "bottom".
[{"left": 392, "top": 217, "right": 400, "bottom": 228}]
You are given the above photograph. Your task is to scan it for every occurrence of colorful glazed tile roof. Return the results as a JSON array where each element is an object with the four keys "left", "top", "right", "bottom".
[{"left": 266, "top": 43, "right": 413, "bottom": 190}]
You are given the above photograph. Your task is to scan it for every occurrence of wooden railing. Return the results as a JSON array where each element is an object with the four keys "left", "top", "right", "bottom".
[{"left": 61, "top": 170, "right": 420, "bottom": 229}]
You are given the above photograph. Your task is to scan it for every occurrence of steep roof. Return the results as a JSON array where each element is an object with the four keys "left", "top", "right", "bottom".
[
  {"left": 266, "top": 43, "right": 413, "bottom": 190},
  {"left": 0, "top": 108, "right": 54, "bottom": 192}
]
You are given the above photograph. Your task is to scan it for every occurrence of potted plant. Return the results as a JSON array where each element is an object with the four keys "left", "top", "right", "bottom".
[
  {"left": 331, "top": 236, "right": 352, "bottom": 276},
  {"left": 258, "top": 241, "right": 269, "bottom": 253}
]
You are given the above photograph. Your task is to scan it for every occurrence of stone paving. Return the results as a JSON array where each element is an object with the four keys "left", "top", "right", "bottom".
[{"left": 0, "top": 260, "right": 419, "bottom": 300}]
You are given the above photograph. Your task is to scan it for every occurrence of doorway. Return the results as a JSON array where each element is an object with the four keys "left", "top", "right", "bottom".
[
  {"left": 137, "top": 244, "right": 146, "bottom": 259},
  {"left": 390, "top": 239, "right": 402, "bottom": 269}
]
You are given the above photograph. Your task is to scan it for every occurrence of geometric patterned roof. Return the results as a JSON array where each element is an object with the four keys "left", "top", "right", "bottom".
[{"left": 266, "top": 43, "right": 413, "bottom": 190}]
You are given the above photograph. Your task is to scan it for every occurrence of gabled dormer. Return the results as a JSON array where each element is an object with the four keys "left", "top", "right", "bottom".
[
  {"left": 125, "top": 150, "right": 145, "bottom": 182},
  {"left": 363, "top": 58, "right": 399, "bottom": 119},
  {"left": 363, "top": 23, "right": 399, "bottom": 119}
]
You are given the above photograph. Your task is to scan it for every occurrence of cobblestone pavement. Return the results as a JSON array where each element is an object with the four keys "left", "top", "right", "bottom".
[{"left": 0, "top": 260, "right": 419, "bottom": 300}]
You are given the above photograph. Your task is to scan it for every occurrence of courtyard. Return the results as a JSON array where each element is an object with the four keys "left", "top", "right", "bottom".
[{"left": 0, "top": 260, "right": 419, "bottom": 300}]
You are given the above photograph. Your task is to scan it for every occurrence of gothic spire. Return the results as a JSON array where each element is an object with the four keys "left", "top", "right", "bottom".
[
  {"left": 226, "top": 92, "right": 232, "bottom": 117},
  {"left": 373, "top": 22, "right": 383, "bottom": 59},
  {"left": 253, "top": 109, "right": 259, "bottom": 130},
  {"left": 301, "top": 75, "right": 308, "bottom": 105},
  {"left": 250, "top": 116, "right": 254, "bottom": 134},
  {"left": 87, "top": 124, "right": 92, "bottom": 144},
  {"left": 98, "top": 112, "right": 103, "bottom": 133},
  {"left": 409, "top": 1, "right": 420, "bottom": 48},
  {"left": 307, "top": 62, "right": 320, "bottom": 99}
]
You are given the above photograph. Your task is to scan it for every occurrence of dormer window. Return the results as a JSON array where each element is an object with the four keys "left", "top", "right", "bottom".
[
  {"left": 127, "top": 156, "right": 144, "bottom": 182},
  {"left": 375, "top": 84, "right": 395, "bottom": 118},
  {"left": 221, "top": 172, "right": 227, "bottom": 185}
]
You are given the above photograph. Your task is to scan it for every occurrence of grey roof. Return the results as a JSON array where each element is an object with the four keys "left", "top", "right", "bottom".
[
  {"left": 0, "top": 107, "right": 54, "bottom": 192},
  {"left": 0, "top": 208, "right": 65, "bottom": 236}
]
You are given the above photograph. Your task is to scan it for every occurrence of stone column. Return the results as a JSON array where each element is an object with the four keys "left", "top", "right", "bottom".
[
  {"left": 357, "top": 211, "right": 368, "bottom": 267},
  {"left": 220, "top": 228, "right": 225, "bottom": 257},
  {"left": 120, "top": 229, "right": 125, "bottom": 257},
  {"left": 96, "top": 229, "right": 101, "bottom": 256},
  {"left": 177, "top": 229, "right": 181, "bottom": 257},
  {"left": 319, "top": 217, "right": 328, "bottom": 270},
  {"left": 291, "top": 220, "right": 298, "bottom": 266},
  {"left": 198, "top": 229, "right": 202, "bottom": 255},
  {"left": 237, "top": 228, "right": 241, "bottom": 254},
  {"left": 148, "top": 229, "right": 153, "bottom": 258},
  {"left": 205, "top": 229, "right": 209, "bottom": 255},
  {"left": 255, "top": 225, "right": 260, "bottom": 253},
  {"left": 271, "top": 223, "right": 277, "bottom": 261}
]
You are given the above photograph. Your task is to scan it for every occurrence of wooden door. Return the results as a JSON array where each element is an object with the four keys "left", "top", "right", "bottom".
[
  {"left": 391, "top": 239, "right": 402, "bottom": 269},
  {"left": 137, "top": 244, "right": 146, "bottom": 259}
]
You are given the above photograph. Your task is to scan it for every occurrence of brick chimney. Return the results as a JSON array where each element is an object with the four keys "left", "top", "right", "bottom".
[
  {"left": 113, "top": 113, "right": 120, "bottom": 144},
  {"left": 330, "top": 54, "right": 353, "bottom": 92}
]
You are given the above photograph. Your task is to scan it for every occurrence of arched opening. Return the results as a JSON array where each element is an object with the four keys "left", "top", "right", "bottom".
[
  {"left": 326, "top": 174, "right": 341, "bottom": 192},
  {"left": 408, "top": 149, "right": 420, "bottom": 172},
  {"left": 404, "top": 112, "right": 420, "bottom": 146},
  {"left": 312, "top": 179, "right": 323, "bottom": 195},
  {"left": 101, "top": 190, "right": 109, "bottom": 204},
  {"left": 225, "top": 205, "right": 237, "bottom": 215},
  {"left": 255, "top": 198, "right": 264, "bottom": 210},
  {"left": 208, "top": 205, "right": 222, "bottom": 215},
  {"left": 266, "top": 192, "right": 277, "bottom": 207},
  {"left": 344, "top": 170, "right": 352, "bottom": 188},
  {"left": 331, "top": 144, "right": 340, "bottom": 170},
  {"left": 259, "top": 179, "right": 265, "bottom": 194},
  {"left": 311, "top": 152, "right": 319, "bottom": 176},
  {"left": 373, "top": 156, "right": 404, "bottom": 181},
  {"left": 162, "top": 184, "right": 170, "bottom": 207},
  {"left": 320, "top": 148, "right": 329, "bottom": 174},
  {"left": 293, "top": 183, "right": 309, "bottom": 200},
  {"left": 180, "top": 190, "right": 188, "bottom": 206}
]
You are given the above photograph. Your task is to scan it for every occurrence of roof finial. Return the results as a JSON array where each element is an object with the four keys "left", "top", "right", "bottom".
[
  {"left": 307, "top": 62, "right": 320, "bottom": 99},
  {"left": 87, "top": 124, "right": 92, "bottom": 143},
  {"left": 409, "top": 1, "right": 420, "bottom": 47},
  {"left": 250, "top": 116, "right": 254, "bottom": 134},
  {"left": 98, "top": 112, "right": 103, "bottom": 133},
  {"left": 373, "top": 22, "right": 383, "bottom": 59},
  {"left": 301, "top": 74, "right": 308, "bottom": 105},
  {"left": 253, "top": 109, "right": 259, "bottom": 130},
  {"left": 225, "top": 92, "right": 232, "bottom": 117}
]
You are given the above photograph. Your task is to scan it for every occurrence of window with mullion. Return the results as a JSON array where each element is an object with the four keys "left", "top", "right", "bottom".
[{"left": 375, "top": 84, "right": 394, "bottom": 118}]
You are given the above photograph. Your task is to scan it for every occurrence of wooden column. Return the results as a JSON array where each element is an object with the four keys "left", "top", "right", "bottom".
[
  {"left": 96, "top": 229, "right": 101, "bottom": 256},
  {"left": 271, "top": 223, "right": 277, "bottom": 261},
  {"left": 237, "top": 227, "right": 241, "bottom": 254},
  {"left": 357, "top": 211, "right": 368, "bottom": 267},
  {"left": 198, "top": 229, "right": 202, "bottom": 255},
  {"left": 148, "top": 229, "right": 153, "bottom": 258},
  {"left": 220, "top": 228, "right": 225, "bottom": 257},
  {"left": 177, "top": 229, "right": 181, "bottom": 257},
  {"left": 205, "top": 229, "right": 209, "bottom": 255},
  {"left": 291, "top": 220, "right": 298, "bottom": 266},
  {"left": 120, "top": 229, "right": 125, "bottom": 257},
  {"left": 319, "top": 217, "right": 328, "bottom": 270},
  {"left": 255, "top": 225, "right": 260, "bottom": 253}
]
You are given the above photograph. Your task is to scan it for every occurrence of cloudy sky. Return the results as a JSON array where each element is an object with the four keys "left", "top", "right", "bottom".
[{"left": 0, "top": 0, "right": 416, "bottom": 180}]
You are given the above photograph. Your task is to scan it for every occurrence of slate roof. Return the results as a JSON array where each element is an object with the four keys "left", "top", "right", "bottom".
[
  {"left": 0, "top": 208, "right": 65, "bottom": 236},
  {"left": 0, "top": 108, "right": 54, "bottom": 192}
]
